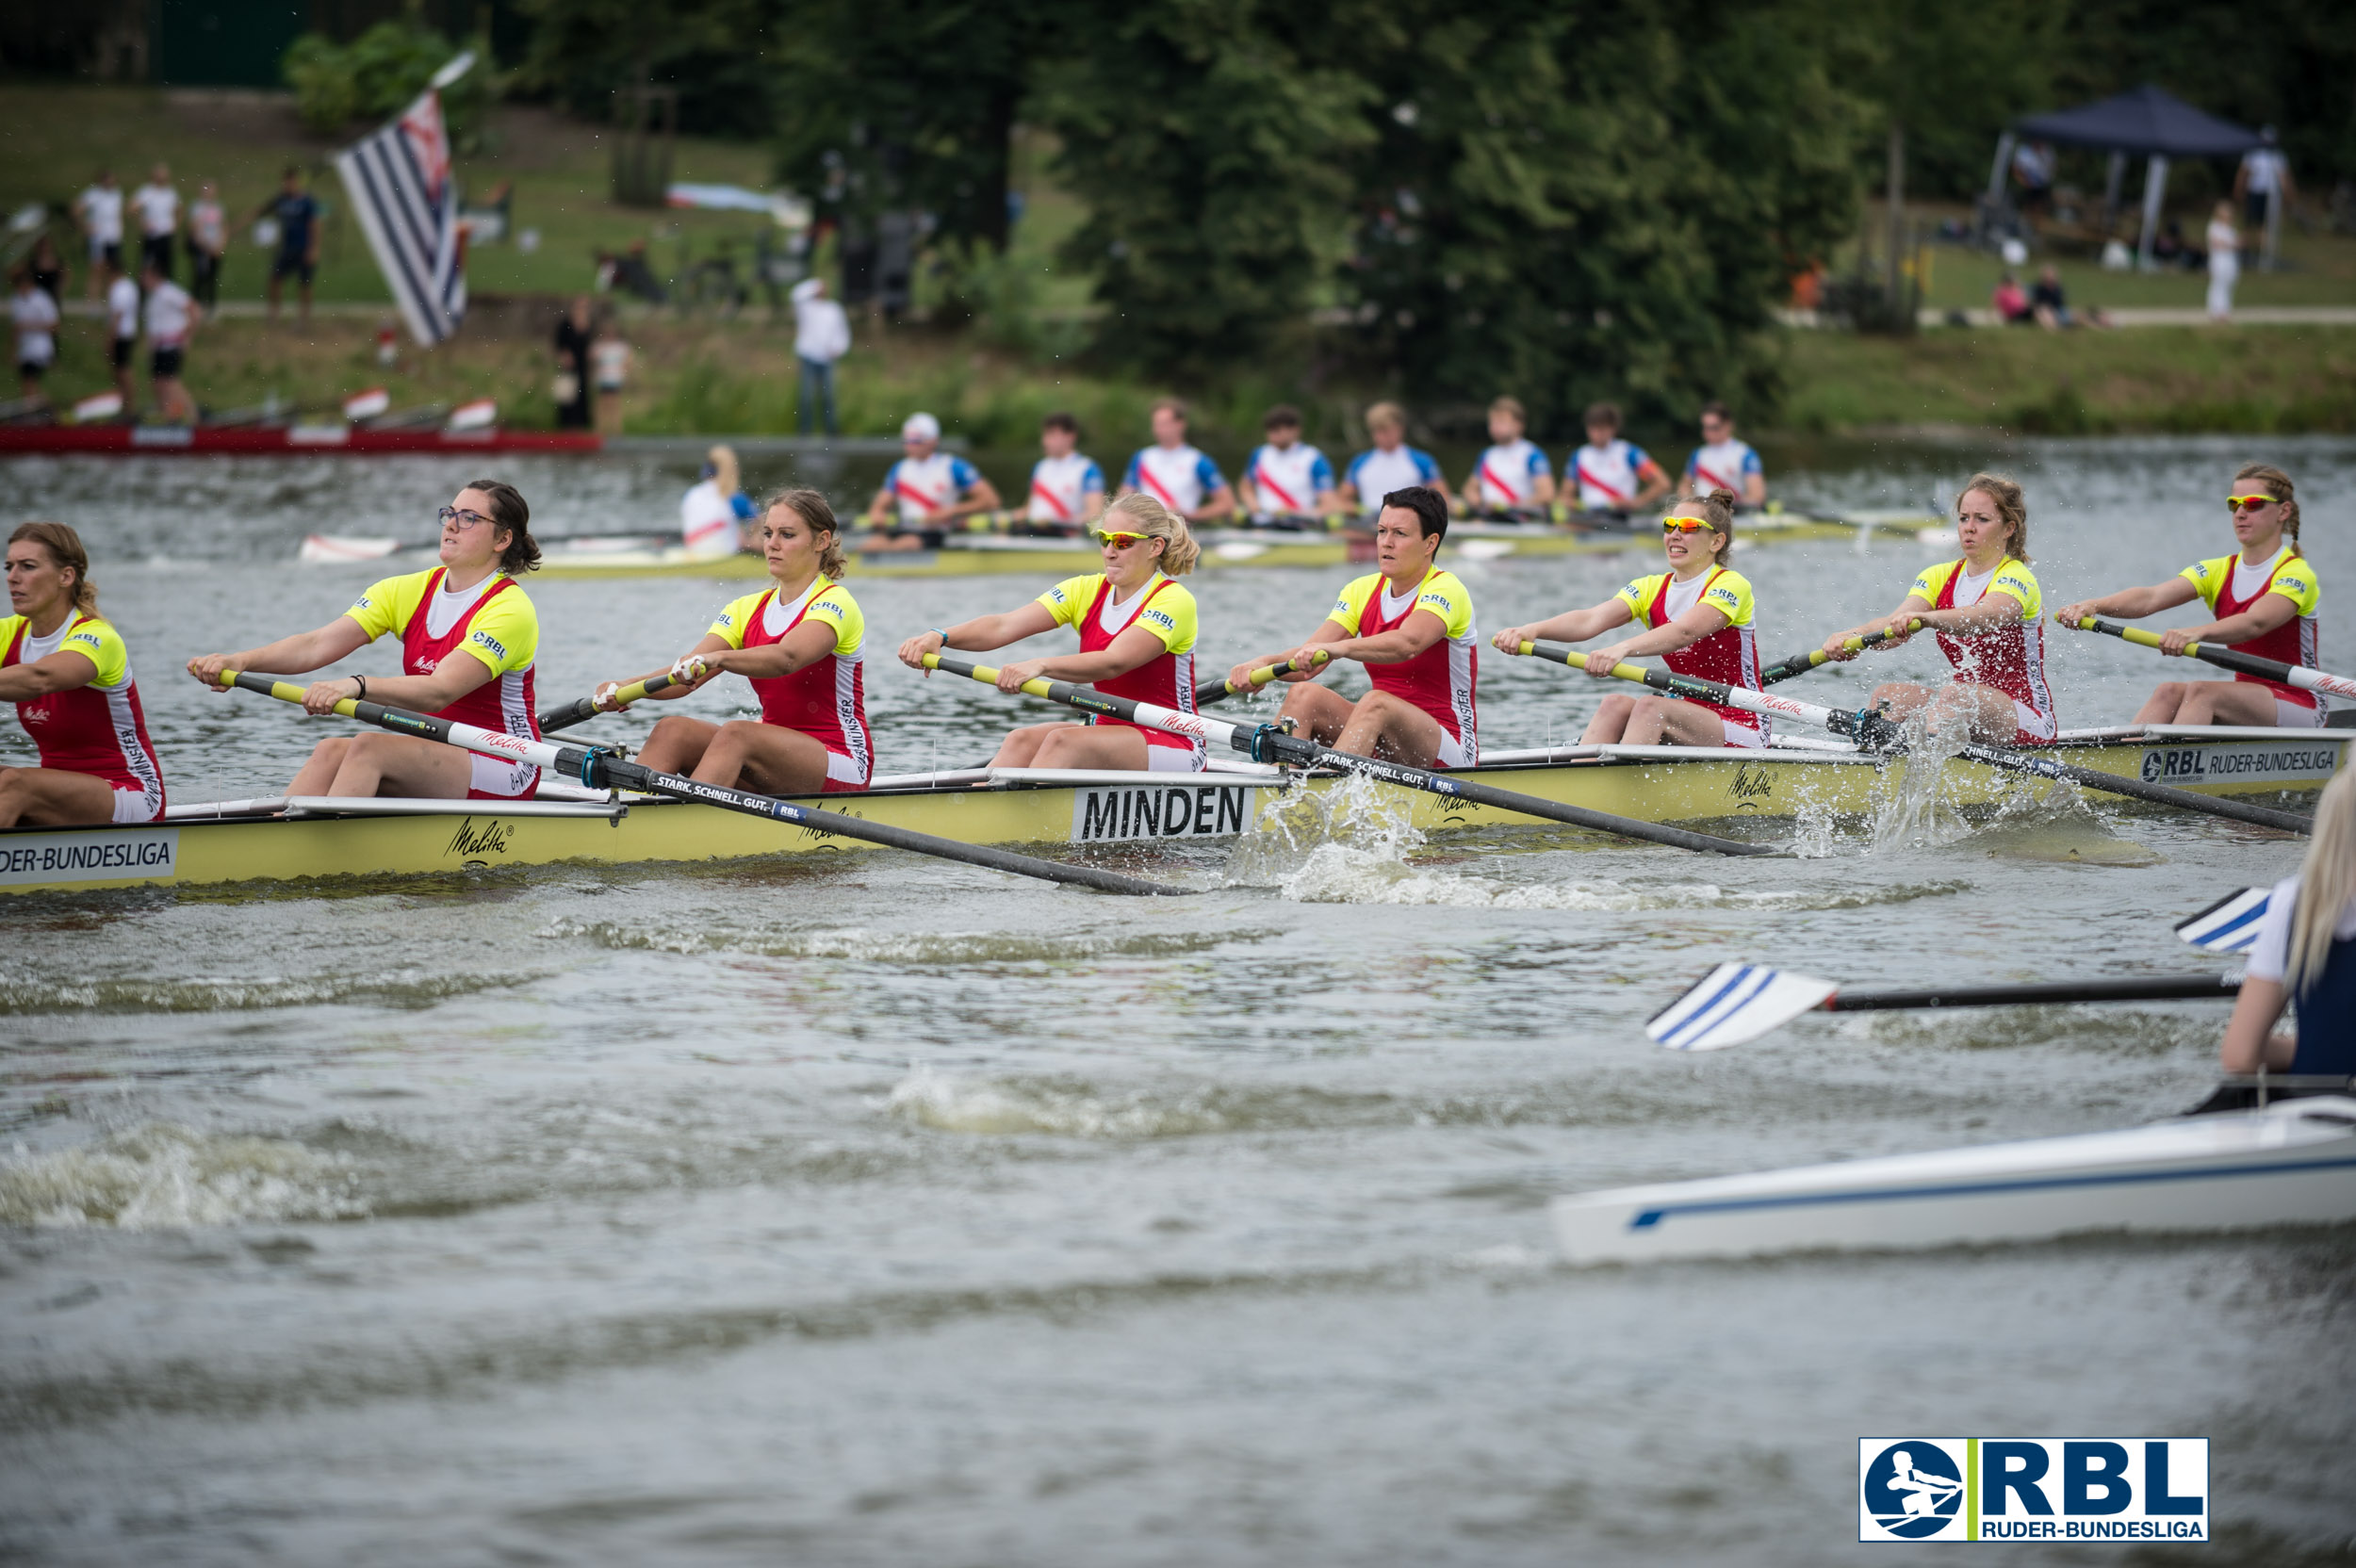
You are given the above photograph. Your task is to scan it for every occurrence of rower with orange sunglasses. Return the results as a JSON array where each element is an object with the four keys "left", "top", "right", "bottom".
[
  {"left": 1490, "top": 487, "right": 1771, "bottom": 748},
  {"left": 2053, "top": 463, "right": 2322, "bottom": 727},
  {"left": 896, "top": 492, "right": 1208, "bottom": 771}
]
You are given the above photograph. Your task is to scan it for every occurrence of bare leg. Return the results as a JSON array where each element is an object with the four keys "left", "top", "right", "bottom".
[
  {"left": 1273, "top": 682, "right": 1358, "bottom": 745},
  {"left": 2170, "top": 680, "right": 2281, "bottom": 727},
  {"left": 691, "top": 719, "right": 834, "bottom": 794},
  {"left": 286, "top": 736, "right": 354, "bottom": 795},
  {"left": 1332, "top": 690, "right": 1449, "bottom": 767},
  {"left": 1579, "top": 693, "right": 1637, "bottom": 744},
  {"left": 1029, "top": 725, "right": 1153, "bottom": 771},
  {"left": 320, "top": 732, "right": 477, "bottom": 797},
  {"left": 0, "top": 766, "right": 120, "bottom": 827},
  {"left": 989, "top": 722, "right": 1083, "bottom": 768},
  {"left": 1621, "top": 696, "right": 1730, "bottom": 747},
  {"left": 2132, "top": 681, "right": 2196, "bottom": 725},
  {"left": 638, "top": 715, "right": 718, "bottom": 775}
]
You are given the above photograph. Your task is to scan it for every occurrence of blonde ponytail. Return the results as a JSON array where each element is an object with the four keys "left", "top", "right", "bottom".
[
  {"left": 2233, "top": 463, "right": 2299, "bottom": 556},
  {"left": 1103, "top": 490, "right": 1200, "bottom": 577},
  {"left": 2285, "top": 770, "right": 2356, "bottom": 998}
]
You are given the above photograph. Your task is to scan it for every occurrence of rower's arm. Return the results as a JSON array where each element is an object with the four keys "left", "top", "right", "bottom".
[
  {"left": 609, "top": 633, "right": 731, "bottom": 702},
  {"left": 703, "top": 621, "right": 835, "bottom": 680},
  {"left": 1822, "top": 596, "right": 1931, "bottom": 656},
  {"left": 941, "top": 601, "right": 1061, "bottom": 653},
  {"left": 188, "top": 616, "right": 372, "bottom": 686},
  {"left": 1633, "top": 460, "right": 1672, "bottom": 507},
  {"left": 863, "top": 485, "right": 893, "bottom": 526},
  {"left": 1025, "top": 622, "right": 1169, "bottom": 683},
  {"left": 1331, "top": 607, "right": 1446, "bottom": 665},
  {"left": 946, "top": 476, "right": 1004, "bottom": 519},
  {"left": 1080, "top": 486, "right": 1106, "bottom": 525},
  {"left": 2053, "top": 578, "right": 2197, "bottom": 624},
  {"left": 2179, "top": 590, "right": 2299, "bottom": 646},
  {"left": 1530, "top": 471, "right": 1558, "bottom": 505},
  {"left": 1506, "top": 600, "right": 1634, "bottom": 649},
  {"left": 1741, "top": 472, "right": 1767, "bottom": 507},
  {"left": 339, "top": 645, "right": 497, "bottom": 712},
  {"left": 1606, "top": 602, "right": 1731, "bottom": 660},
  {"left": 2218, "top": 975, "right": 2298, "bottom": 1072},
  {"left": 1918, "top": 587, "right": 2026, "bottom": 637},
  {"left": 1192, "top": 482, "right": 1237, "bottom": 523},
  {"left": 0, "top": 647, "right": 98, "bottom": 701}
]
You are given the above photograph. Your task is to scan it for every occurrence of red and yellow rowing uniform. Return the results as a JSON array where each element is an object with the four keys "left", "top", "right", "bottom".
[
  {"left": 2180, "top": 547, "right": 2323, "bottom": 726},
  {"left": 1037, "top": 572, "right": 1203, "bottom": 771},
  {"left": 1332, "top": 566, "right": 1479, "bottom": 766},
  {"left": 346, "top": 568, "right": 541, "bottom": 798},
  {"left": 1910, "top": 557, "right": 2054, "bottom": 743},
  {"left": 1613, "top": 566, "right": 1766, "bottom": 747},
  {"left": 708, "top": 579, "right": 872, "bottom": 791},
  {"left": 2, "top": 611, "right": 166, "bottom": 821}
]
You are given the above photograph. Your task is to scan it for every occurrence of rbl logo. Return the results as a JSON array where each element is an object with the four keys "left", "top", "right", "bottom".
[{"left": 1858, "top": 1438, "right": 2208, "bottom": 1543}]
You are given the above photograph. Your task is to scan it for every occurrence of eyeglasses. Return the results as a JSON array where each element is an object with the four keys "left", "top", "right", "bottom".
[
  {"left": 2227, "top": 494, "right": 2280, "bottom": 513},
  {"left": 1661, "top": 517, "right": 1712, "bottom": 533},
  {"left": 1093, "top": 530, "right": 1149, "bottom": 546},
  {"left": 438, "top": 506, "right": 494, "bottom": 531}
]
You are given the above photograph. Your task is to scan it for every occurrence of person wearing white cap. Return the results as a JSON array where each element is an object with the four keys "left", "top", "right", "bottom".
[
  {"left": 791, "top": 275, "right": 849, "bottom": 435},
  {"left": 863, "top": 414, "right": 1000, "bottom": 552}
]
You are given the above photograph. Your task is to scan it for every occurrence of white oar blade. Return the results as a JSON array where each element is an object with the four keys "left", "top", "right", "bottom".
[
  {"left": 300, "top": 532, "right": 403, "bottom": 564},
  {"left": 1645, "top": 962, "right": 1839, "bottom": 1051},
  {"left": 2176, "top": 887, "right": 2272, "bottom": 955}
]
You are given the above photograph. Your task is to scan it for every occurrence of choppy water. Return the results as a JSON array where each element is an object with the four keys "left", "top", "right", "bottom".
[{"left": 3, "top": 435, "right": 2352, "bottom": 1564}]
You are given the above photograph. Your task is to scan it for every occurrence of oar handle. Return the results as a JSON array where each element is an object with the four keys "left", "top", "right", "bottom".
[
  {"left": 1757, "top": 619, "right": 1922, "bottom": 686},
  {"left": 1514, "top": 638, "right": 1906, "bottom": 750},
  {"left": 1194, "top": 649, "right": 1333, "bottom": 707},
  {"left": 539, "top": 674, "right": 676, "bottom": 734}
]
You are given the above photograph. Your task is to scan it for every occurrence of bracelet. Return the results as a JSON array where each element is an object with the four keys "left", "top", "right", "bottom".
[
  {"left": 352, "top": 675, "right": 367, "bottom": 699},
  {"left": 927, "top": 627, "right": 947, "bottom": 645}
]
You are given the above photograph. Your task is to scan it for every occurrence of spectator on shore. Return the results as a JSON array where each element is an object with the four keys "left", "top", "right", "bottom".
[
  {"left": 131, "top": 164, "right": 179, "bottom": 284},
  {"left": 11, "top": 270, "right": 59, "bottom": 404},
  {"left": 258, "top": 167, "right": 319, "bottom": 325},
  {"left": 2236, "top": 128, "right": 2294, "bottom": 229},
  {"left": 2010, "top": 140, "right": 2055, "bottom": 220},
  {"left": 1683, "top": 401, "right": 1766, "bottom": 506},
  {"left": 74, "top": 170, "right": 123, "bottom": 301},
  {"left": 591, "top": 318, "right": 630, "bottom": 439},
  {"left": 680, "top": 444, "right": 756, "bottom": 560},
  {"left": 188, "top": 182, "right": 226, "bottom": 318},
  {"left": 141, "top": 257, "right": 196, "bottom": 424},
  {"left": 792, "top": 276, "right": 849, "bottom": 436},
  {"left": 2029, "top": 266, "right": 2073, "bottom": 329},
  {"left": 104, "top": 254, "right": 139, "bottom": 409},
  {"left": 1340, "top": 402, "right": 1443, "bottom": 523},
  {"left": 27, "top": 234, "right": 63, "bottom": 303},
  {"left": 865, "top": 413, "right": 1001, "bottom": 551},
  {"left": 552, "top": 295, "right": 594, "bottom": 430},
  {"left": 1992, "top": 271, "right": 2031, "bottom": 324},
  {"left": 2206, "top": 202, "right": 2240, "bottom": 320}
]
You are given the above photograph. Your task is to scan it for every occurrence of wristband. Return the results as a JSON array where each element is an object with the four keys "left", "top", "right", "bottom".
[{"left": 352, "top": 675, "right": 367, "bottom": 700}]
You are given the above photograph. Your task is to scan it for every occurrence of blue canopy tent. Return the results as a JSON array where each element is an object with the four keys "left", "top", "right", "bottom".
[{"left": 1988, "top": 85, "right": 2265, "bottom": 266}]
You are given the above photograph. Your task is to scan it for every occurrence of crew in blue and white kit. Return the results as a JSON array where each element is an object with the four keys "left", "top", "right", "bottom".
[
  {"left": 1238, "top": 403, "right": 1337, "bottom": 524},
  {"left": 1121, "top": 397, "right": 1235, "bottom": 521},
  {"left": 1024, "top": 410, "right": 1105, "bottom": 532},
  {"left": 1461, "top": 396, "right": 1554, "bottom": 514},
  {"left": 1341, "top": 401, "right": 1444, "bottom": 521}
]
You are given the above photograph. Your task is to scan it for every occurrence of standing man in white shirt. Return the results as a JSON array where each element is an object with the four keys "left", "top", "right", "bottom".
[
  {"left": 1565, "top": 401, "right": 1671, "bottom": 514},
  {"left": 2234, "top": 128, "right": 2296, "bottom": 271},
  {"left": 140, "top": 257, "right": 197, "bottom": 423},
  {"left": 1460, "top": 396, "right": 1554, "bottom": 516},
  {"left": 131, "top": 164, "right": 181, "bottom": 285},
  {"left": 1121, "top": 399, "right": 1235, "bottom": 523},
  {"left": 1683, "top": 401, "right": 1766, "bottom": 506},
  {"left": 11, "top": 270, "right": 60, "bottom": 404},
  {"left": 188, "top": 181, "right": 227, "bottom": 318},
  {"left": 1238, "top": 404, "right": 1337, "bottom": 526},
  {"left": 1024, "top": 411, "right": 1104, "bottom": 533},
  {"left": 104, "top": 255, "right": 141, "bottom": 409},
  {"left": 791, "top": 276, "right": 850, "bottom": 435},
  {"left": 74, "top": 170, "right": 123, "bottom": 301}
]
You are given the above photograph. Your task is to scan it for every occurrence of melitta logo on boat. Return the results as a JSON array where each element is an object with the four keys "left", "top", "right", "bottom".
[
  {"left": 1857, "top": 1438, "right": 2208, "bottom": 1543},
  {"left": 0, "top": 828, "right": 177, "bottom": 886},
  {"left": 1072, "top": 783, "right": 1257, "bottom": 842},
  {"left": 2139, "top": 743, "right": 2343, "bottom": 785}
]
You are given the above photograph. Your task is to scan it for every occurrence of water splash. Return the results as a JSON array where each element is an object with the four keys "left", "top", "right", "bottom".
[
  {"left": 540, "top": 919, "right": 1255, "bottom": 966},
  {"left": 0, "top": 1124, "right": 368, "bottom": 1229}
]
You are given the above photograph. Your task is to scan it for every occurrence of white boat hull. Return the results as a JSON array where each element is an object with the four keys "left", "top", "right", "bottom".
[{"left": 1550, "top": 1097, "right": 2356, "bottom": 1264}]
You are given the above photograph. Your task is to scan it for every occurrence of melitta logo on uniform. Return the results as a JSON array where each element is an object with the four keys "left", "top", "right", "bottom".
[{"left": 1857, "top": 1438, "right": 2208, "bottom": 1543}]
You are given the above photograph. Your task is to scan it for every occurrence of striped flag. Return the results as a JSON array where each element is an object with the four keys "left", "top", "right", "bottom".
[{"left": 335, "top": 84, "right": 466, "bottom": 345}]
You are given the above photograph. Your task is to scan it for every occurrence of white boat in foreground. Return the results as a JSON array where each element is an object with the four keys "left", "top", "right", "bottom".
[{"left": 1550, "top": 1095, "right": 2356, "bottom": 1264}]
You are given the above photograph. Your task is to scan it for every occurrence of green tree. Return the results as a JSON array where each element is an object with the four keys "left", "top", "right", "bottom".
[{"left": 515, "top": 0, "right": 780, "bottom": 140}]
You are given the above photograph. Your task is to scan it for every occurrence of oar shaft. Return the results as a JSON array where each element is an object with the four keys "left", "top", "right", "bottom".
[
  {"left": 1949, "top": 739, "right": 2314, "bottom": 833},
  {"left": 1521, "top": 640, "right": 1902, "bottom": 747},
  {"left": 1826, "top": 973, "right": 2239, "bottom": 1011},
  {"left": 924, "top": 655, "right": 1775, "bottom": 857},
  {"left": 1192, "top": 650, "right": 1331, "bottom": 708},
  {"left": 221, "top": 673, "right": 1185, "bottom": 895},
  {"left": 2070, "top": 615, "right": 2356, "bottom": 703},
  {"left": 1757, "top": 621, "right": 1920, "bottom": 687},
  {"left": 538, "top": 674, "right": 676, "bottom": 734}
]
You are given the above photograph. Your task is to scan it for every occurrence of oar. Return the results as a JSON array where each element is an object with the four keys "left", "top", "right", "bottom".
[
  {"left": 1647, "top": 960, "right": 2242, "bottom": 1050},
  {"left": 538, "top": 674, "right": 679, "bottom": 734},
  {"left": 1756, "top": 621, "right": 1922, "bottom": 687},
  {"left": 2064, "top": 614, "right": 2356, "bottom": 705},
  {"left": 2176, "top": 886, "right": 2272, "bottom": 954},
  {"left": 1513, "top": 640, "right": 2315, "bottom": 834},
  {"left": 921, "top": 653, "right": 1775, "bottom": 857},
  {"left": 1193, "top": 650, "right": 1332, "bottom": 709},
  {"left": 217, "top": 672, "right": 1189, "bottom": 896},
  {"left": 298, "top": 531, "right": 674, "bottom": 564}
]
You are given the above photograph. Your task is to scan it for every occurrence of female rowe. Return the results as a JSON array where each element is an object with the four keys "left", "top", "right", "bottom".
[
  {"left": 1492, "top": 488, "right": 1767, "bottom": 747},
  {"left": 897, "top": 493, "right": 1205, "bottom": 772},
  {"left": 597, "top": 489, "right": 872, "bottom": 794},
  {"left": 1819, "top": 473, "right": 2054, "bottom": 743},
  {"left": 2217, "top": 768, "right": 2356, "bottom": 1079},
  {"left": 188, "top": 482, "right": 546, "bottom": 799},
  {"left": 0, "top": 521, "right": 167, "bottom": 826},
  {"left": 2053, "top": 464, "right": 2321, "bottom": 727}
]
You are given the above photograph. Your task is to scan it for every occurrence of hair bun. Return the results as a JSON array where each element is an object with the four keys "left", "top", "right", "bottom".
[{"left": 1707, "top": 487, "right": 1738, "bottom": 510}]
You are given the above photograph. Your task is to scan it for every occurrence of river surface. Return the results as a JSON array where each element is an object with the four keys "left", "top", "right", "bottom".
[{"left": 2, "top": 435, "right": 2352, "bottom": 1565}]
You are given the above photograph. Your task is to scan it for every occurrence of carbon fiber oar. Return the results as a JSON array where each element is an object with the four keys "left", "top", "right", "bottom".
[
  {"left": 1756, "top": 620, "right": 1921, "bottom": 686},
  {"left": 2065, "top": 614, "right": 2356, "bottom": 704},
  {"left": 538, "top": 673, "right": 679, "bottom": 734},
  {"left": 1192, "top": 649, "right": 1331, "bottom": 708}
]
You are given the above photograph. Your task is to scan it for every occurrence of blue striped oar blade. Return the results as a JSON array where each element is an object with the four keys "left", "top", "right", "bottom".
[
  {"left": 1645, "top": 962, "right": 1841, "bottom": 1051},
  {"left": 2176, "top": 888, "right": 2272, "bottom": 955}
]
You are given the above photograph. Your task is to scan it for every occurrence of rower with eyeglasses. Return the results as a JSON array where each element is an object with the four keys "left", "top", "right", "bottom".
[
  {"left": 1491, "top": 487, "right": 1770, "bottom": 749},
  {"left": 187, "top": 482, "right": 548, "bottom": 801},
  {"left": 896, "top": 493, "right": 1208, "bottom": 773},
  {"left": 2053, "top": 464, "right": 2323, "bottom": 728}
]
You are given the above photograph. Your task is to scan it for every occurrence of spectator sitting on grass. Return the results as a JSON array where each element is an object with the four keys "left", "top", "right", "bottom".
[{"left": 1992, "top": 270, "right": 2032, "bottom": 325}]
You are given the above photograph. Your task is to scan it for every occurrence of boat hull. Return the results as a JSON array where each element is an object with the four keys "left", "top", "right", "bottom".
[
  {"left": 1550, "top": 1098, "right": 2356, "bottom": 1264},
  {"left": 0, "top": 728, "right": 2342, "bottom": 896}
]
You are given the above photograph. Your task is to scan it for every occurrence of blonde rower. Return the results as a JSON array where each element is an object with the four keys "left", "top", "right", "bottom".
[
  {"left": 2053, "top": 463, "right": 2321, "bottom": 727},
  {"left": 596, "top": 488, "right": 872, "bottom": 794},
  {"left": 897, "top": 493, "right": 1205, "bottom": 772},
  {"left": 1818, "top": 473, "right": 2055, "bottom": 744},
  {"left": 188, "top": 482, "right": 546, "bottom": 799},
  {"left": 1, "top": 522, "right": 167, "bottom": 826},
  {"left": 1491, "top": 488, "right": 1767, "bottom": 747}
]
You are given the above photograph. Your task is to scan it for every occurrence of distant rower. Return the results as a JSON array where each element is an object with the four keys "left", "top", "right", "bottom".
[
  {"left": 597, "top": 488, "right": 872, "bottom": 795},
  {"left": 1819, "top": 472, "right": 2055, "bottom": 744},
  {"left": 1461, "top": 396, "right": 1554, "bottom": 515},
  {"left": 1683, "top": 400, "right": 1765, "bottom": 506},
  {"left": 188, "top": 482, "right": 547, "bottom": 800},
  {"left": 1228, "top": 485, "right": 1477, "bottom": 768},
  {"left": 865, "top": 412, "right": 1001, "bottom": 551},
  {"left": 1238, "top": 403, "right": 1337, "bottom": 525},
  {"left": 1121, "top": 398, "right": 1235, "bottom": 523},
  {"left": 1566, "top": 401, "right": 1671, "bottom": 514},
  {"left": 2053, "top": 464, "right": 2322, "bottom": 727},
  {"left": 0, "top": 521, "right": 166, "bottom": 827},
  {"left": 1340, "top": 402, "right": 1445, "bottom": 524},
  {"left": 1024, "top": 410, "right": 1106, "bottom": 533},
  {"left": 900, "top": 494, "right": 1207, "bottom": 772},
  {"left": 1492, "top": 489, "right": 1767, "bottom": 748}
]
